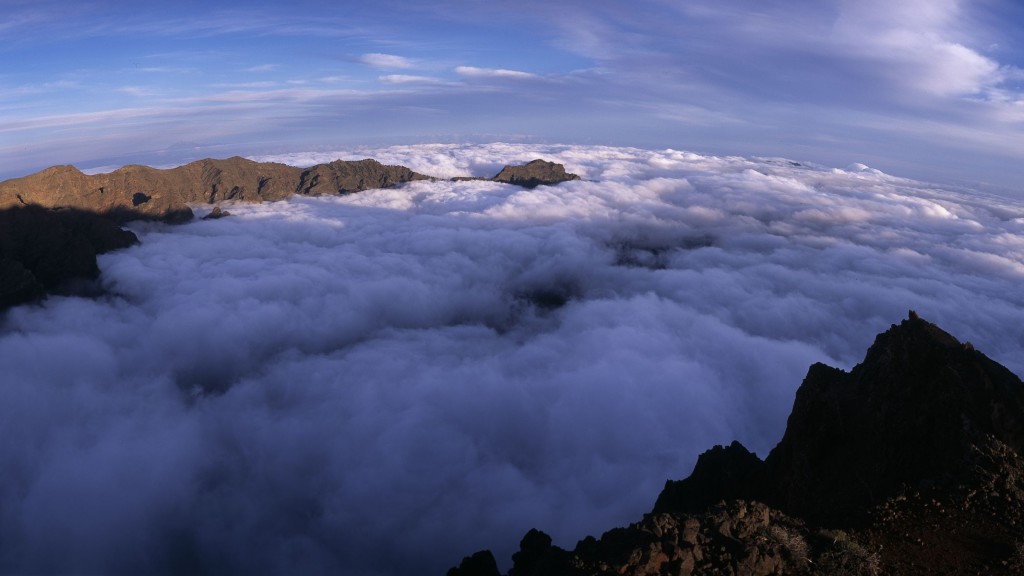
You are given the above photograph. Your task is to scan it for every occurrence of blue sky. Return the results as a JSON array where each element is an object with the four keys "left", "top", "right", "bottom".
[{"left": 2, "top": 0, "right": 1023, "bottom": 192}]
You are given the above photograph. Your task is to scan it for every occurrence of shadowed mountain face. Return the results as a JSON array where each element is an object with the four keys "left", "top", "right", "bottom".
[
  {"left": 454, "top": 313, "right": 1024, "bottom": 576},
  {"left": 0, "top": 157, "right": 580, "bottom": 223},
  {"left": 763, "top": 311, "right": 1024, "bottom": 524},
  {"left": 0, "top": 205, "right": 139, "bottom": 310}
]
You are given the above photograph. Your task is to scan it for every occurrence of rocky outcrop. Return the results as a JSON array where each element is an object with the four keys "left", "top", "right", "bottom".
[
  {"left": 0, "top": 205, "right": 139, "bottom": 310},
  {"left": 491, "top": 159, "right": 580, "bottom": 188},
  {"left": 448, "top": 550, "right": 502, "bottom": 576},
  {"left": 201, "top": 206, "right": 230, "bottom": 220},
  {"left": 0, "top": 157, "right": 578, "bottom": 223},
  {"left": 653, "top": 441, "right": 764, "bottom": 515},
  {"left": 296, "top": 159, "right": 431, "bottom": 195},
  {"left": 455, "top": 313, "right": 1024, "bottom": 575}
]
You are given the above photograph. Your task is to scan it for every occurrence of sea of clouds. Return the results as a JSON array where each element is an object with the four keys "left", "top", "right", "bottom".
[{"left": 2, "top": 144, "right": 1023, "bottom": 574}]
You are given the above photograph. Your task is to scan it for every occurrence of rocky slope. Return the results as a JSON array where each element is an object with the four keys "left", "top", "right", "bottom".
[
  {"left": 0, "top": 157, "right": 580, "bottom": 223},
  {"left": 451, "top": 312, "right": 1024, "bottom": 575}
]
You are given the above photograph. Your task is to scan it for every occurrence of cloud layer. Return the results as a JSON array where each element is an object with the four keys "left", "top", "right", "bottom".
[{"left": 1, "top": 144, "right": 1023, "bottom": 574}]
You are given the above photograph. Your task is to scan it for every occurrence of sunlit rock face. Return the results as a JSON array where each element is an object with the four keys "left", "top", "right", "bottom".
[
  {"left": 0, "top": 154, "right": 578, "bottom": 222},
  {"left": 0, "top": 156, "right": 433, "bottom": 222},
  {"left": 490, "top": 159, "right": 581, "bottom": 188}
]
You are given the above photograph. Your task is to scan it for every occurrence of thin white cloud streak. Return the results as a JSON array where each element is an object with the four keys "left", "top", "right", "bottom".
[
  {"left": 360, "top": 53, "right": 416, "bottom": 69},
  {"left": 455, "top": 65, "right": 536, "bottom": 79},
  {"left": 0, "top": 87, "right": 383, "bottom": 134},
  {"left": 2, "top": 144, "right": 1023, "bottom": 575},
  {"left": 378, "top": 74, "right": 449, "bottom": 85},
  {"left": 245, "top": 64, "right": 279, "bottom": 73}
]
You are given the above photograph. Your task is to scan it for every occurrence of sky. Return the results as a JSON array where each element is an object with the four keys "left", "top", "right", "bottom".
[
  {"left": 1, "top": 0, "right": 1023, "bottom": 193},
  {"left": 2, "top": 144, "right": 1023, "bottom": 574}
]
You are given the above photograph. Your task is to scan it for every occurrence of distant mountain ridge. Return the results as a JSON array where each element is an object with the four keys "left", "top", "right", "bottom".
[
  {"left": 0, "top": 157, "right": 579, "bottom": 311},
  {"left": 452, "top": 312, "right": 1024, "bottom": 575},
  {"left": 0, "top": 157, "right": 580, "bottom": 223}
]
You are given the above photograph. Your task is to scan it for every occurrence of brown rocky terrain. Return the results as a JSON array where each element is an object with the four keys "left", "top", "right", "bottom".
[
  {"left": 490, "top": 159, "right": 582, "bottom": 188},
  {"left": 449, "top": 159, "right": 582, "bottom": 188},
  {"left": 0, "top": 157, "right": 432, "bottom": 223},
  {"left": 451, "top": 312, "right": 1024, "bottom": 575},
  {"left": 0, "top": 157, "right": 580, "bottom": 223}
]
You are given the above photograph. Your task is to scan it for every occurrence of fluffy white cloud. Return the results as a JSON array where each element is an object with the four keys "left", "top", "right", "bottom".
[{"left": 1, "top": 144, "right": 1023, "bottom": 574}]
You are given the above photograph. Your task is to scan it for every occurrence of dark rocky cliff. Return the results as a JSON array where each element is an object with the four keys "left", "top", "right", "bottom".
[
  {"left": 453, "top": 312, "right": 1024, "bottom": 575},
  {"left": 0, "top": 205, "right": 139, "bottom": 310}
]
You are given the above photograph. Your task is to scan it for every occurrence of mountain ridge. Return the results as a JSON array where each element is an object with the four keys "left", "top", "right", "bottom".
[
  {"left": 0, "top": 156, "right": 579, "bottom": 311},
  {"left": 0, "top": 156, "right": 580, "bottom": 223}
]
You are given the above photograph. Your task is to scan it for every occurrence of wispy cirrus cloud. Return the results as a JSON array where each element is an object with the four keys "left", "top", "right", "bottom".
[
  {"left": 116, "top": 86, "right": 163, "bottom": 98},
  {"left": 455, "top": 65, "right": 535, "bottom": 79},
  {"left": 359, "top": 53, "right": 416, "bottom": 69},
  {"left": 832, "top": 0, "right": 1011, "bottom": 98},
  {"left": 245, "top": 63, "right": 279, "bottom": 73},
  {"left": 379, "top": 74, "right": 449, "bottom": 85}
]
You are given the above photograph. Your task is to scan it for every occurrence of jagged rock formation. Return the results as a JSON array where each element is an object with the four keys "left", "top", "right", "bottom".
[
  {"left": 0, "top": 157, "right": 578, "bottom": 223},
  {"left": 453, "top": 313, "right": 1024, "bottom": 575},
  {"left": 0, "top": 205, "right": 139, "bottom": 310}
]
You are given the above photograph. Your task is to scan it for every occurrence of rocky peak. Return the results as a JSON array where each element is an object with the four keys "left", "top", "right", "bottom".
[
  {"left": 491, "top": 159, "right": 581, "bottom": 188},
  {"left": 653, "top": 441, "right": 764, "bottom": 514},
  {"left": 765, "top": 311, "right": 1024, "bottom": 523}
]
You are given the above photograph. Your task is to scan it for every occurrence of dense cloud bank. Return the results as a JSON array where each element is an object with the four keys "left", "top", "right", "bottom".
[{"left": 2, "top": 144, "right": 1023, "bottom": 574}]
